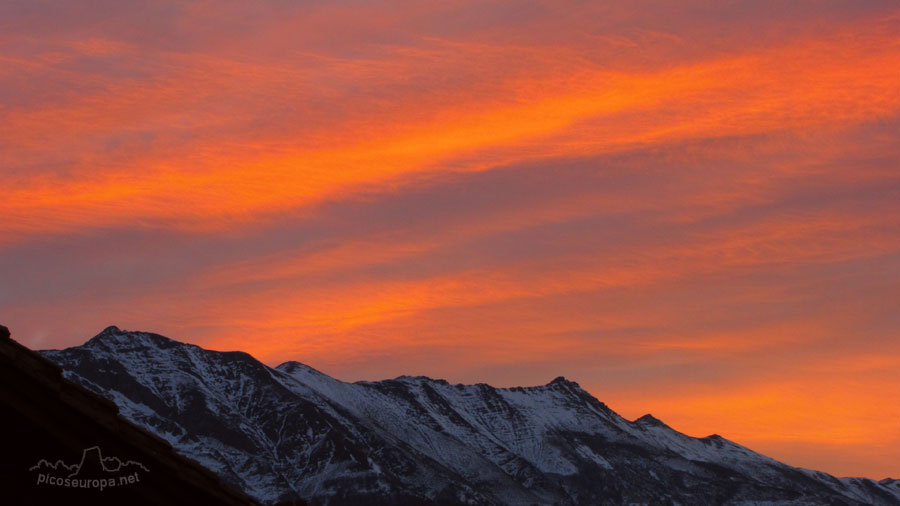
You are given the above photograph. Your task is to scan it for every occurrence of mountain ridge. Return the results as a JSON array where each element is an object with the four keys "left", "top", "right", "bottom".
[{"left": 41, "top": 326, "right": 900, "bottom": 506}]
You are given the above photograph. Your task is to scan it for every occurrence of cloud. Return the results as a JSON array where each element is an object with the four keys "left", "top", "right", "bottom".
[{"left": 2, "top": 10, "right": 899, "bottom": 241}]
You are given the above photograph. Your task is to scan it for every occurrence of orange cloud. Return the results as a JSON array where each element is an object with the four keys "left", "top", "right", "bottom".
[
  {"left": 184, "top": 202, "right": 900, "bottom": 365},
  {"left": 2, "top": 14, "right": 899, "bottom": 242}
]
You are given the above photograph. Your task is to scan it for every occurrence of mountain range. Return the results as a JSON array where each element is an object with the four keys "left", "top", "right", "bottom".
[{"left": 40, "top": 326, "right": 900, "bottom": 506}]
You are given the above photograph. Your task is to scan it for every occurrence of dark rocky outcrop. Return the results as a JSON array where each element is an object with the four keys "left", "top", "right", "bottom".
[{"left": 0, "top": 325, "right": 296, "bottom": 506}]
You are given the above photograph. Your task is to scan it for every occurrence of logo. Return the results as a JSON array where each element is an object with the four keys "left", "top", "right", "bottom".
[{"left": 29, "top": 446, "right": 149, "bottom": 491}]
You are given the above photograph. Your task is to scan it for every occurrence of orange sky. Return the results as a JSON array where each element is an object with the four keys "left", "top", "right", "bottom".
[{"left": 2, "top": 0, "right": 899, "bottom": 479}]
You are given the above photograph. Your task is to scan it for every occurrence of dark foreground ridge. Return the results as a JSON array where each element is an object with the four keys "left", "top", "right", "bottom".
[
  {"left": 0, "top": 324, "right": 295, "bottom": 506},
  {"left": 26, "top": 326, "right": 900, "bottom": 505}
]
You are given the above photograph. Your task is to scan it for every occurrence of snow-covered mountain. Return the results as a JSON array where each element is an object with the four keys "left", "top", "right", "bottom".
[{"left": 41, "top": 326, "right": 900, "bottom": 506}]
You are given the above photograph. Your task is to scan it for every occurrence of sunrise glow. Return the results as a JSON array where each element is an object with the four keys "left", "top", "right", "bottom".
[{"left": 2, "top": 0, "right": 899, "bottom": 480}]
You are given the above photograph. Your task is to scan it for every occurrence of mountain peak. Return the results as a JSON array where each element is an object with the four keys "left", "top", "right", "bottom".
[
  {"left": 276, "top": 361, "right": 330, "bottom": 378},
  {"left": 393, "top": 374, "right": 451, "bottom": 386},
  {"left": 635, "top": 413, "right": 668, "bottom": 428},
  {"left": 276, "top": 360, "right": 307, "bottom": 373},
  {"left": 84, "top": 325, "right": 125, "bottom": 345},
  {"left": 84, "top": 326, "right": 181, "bottom": 351},
  {"left": 547, "top": 375, "right": 581, "bottom": 388}
]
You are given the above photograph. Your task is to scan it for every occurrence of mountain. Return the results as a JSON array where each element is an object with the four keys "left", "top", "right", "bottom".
[
  {"left": 40, "top": 326, "right": 900, "bottom": 506},
  {"left": 2, "top": 323, "right": 263, "bottom": 506}
]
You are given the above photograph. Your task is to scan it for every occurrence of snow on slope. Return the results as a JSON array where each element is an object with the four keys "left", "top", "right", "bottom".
[{"left": 41, "top": 327, "right": 900, "bottom": 506}]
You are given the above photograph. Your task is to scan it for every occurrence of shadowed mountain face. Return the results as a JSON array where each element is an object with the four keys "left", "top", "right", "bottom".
[
  {"left": 42, "top": 327, "right": 900, "bottom": 506},
  {"left": 1, "top": 324, "right": 264, "bottom": 506}
]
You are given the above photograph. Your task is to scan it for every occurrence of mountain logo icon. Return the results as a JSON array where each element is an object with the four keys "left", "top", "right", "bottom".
[{"left": 30, "top": 446, "right": 149, "bottom": 490}]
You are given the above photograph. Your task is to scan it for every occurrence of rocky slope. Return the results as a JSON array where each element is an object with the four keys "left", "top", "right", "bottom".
[{"left": 41, "top": 326, "right": 900, "bottom": 506}]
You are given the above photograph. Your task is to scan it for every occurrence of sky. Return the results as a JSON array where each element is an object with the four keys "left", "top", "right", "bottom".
[{"left": 2, "top": 0, "right": 899, "bottom": 479}]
